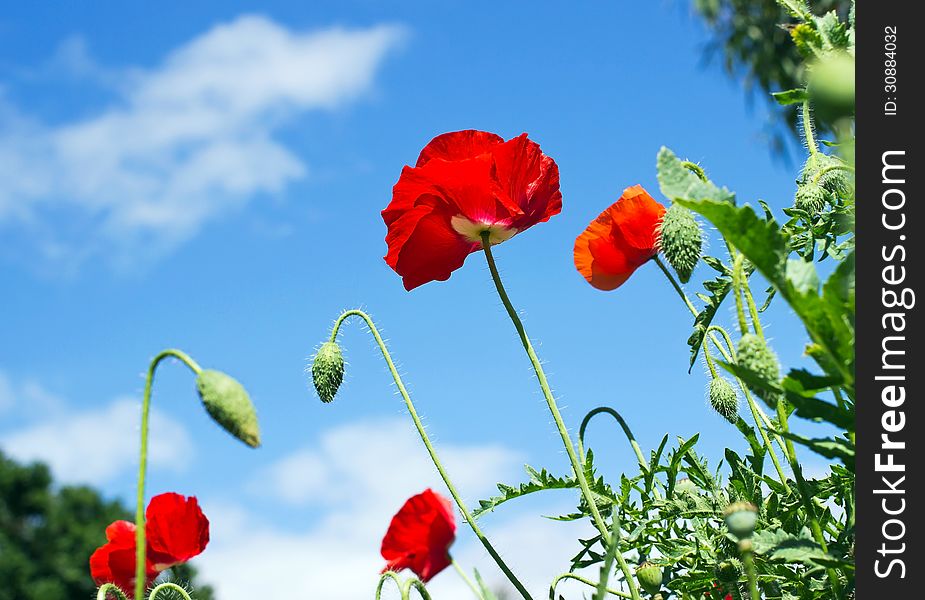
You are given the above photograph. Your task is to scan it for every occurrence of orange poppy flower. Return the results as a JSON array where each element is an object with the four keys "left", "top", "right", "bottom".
[{"left": 573, "top": 185, "right": 666, "bottom": 291}]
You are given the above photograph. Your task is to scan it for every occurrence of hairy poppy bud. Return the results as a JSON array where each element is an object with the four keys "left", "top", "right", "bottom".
[
  {"left": 794, "top": 183, "right": 828, "bottom": 215},
  {"left": 196, "top": 370, "right": 261, "bottom": 448},
  {"left": 312, "top": 341, "right": 345, "bottom": 403},
  {"left": 735, "top": 334, "right": 781, "bottom": 405},
  {"left": 636, "top": 562, "right": 663, "bottom": 595},
  {"left": 658, "top": 203, "right": 703, "bottom": 283},
  {"left": 709, "top": 377, "right": 739, "bottom": 424},
  {"left": 715, "top": 558, "right": 742, "bottom": 583},
  {"left": 723, "top": 501, "right": 758, "bottom": 539}
]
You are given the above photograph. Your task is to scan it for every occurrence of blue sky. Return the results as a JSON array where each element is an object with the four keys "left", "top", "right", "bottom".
[{"left": 0, "top": 2, "right": 830, "bottom": 598}]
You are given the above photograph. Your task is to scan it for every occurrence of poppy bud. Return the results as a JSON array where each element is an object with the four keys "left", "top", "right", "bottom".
[
  {"left": 196, "top": 370, "right": 261, "bottom": 448},
  {"left": 658, "top": 203, "right": 703, "bottom": 283},
  {"left": 635, "top": 562, "right": 663, "bottom": 595},
  {"left": 723, "top": 501, "right": 758, "bottom": 539},
  {"left": 708, "top": 377, "right": 739, "bottom": 424},
  {"left": 312, "top": 341, "right": 344, "bottom": 403},
  {"left": 735, "top": 334, "right": 782, "bottom": 406},
  {"left": 715, "top": 558, "right": 742, "bottom": 583},
  {"left": 794, "top": 183, "right": 828, "bottom": 215}
]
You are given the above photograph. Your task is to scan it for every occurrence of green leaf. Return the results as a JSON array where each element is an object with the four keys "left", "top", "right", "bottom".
[
  {"left": 656, "top": 147, "right": 735, "bottom": 204},
  {"left": 772, "top": 88, "right": 809, "bottom": 105},
  {"left": 473, "top": 465, "right": 577, "bottom": 517}
]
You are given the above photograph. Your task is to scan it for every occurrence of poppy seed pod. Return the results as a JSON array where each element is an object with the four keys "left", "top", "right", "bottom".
[
  {"left": 709, "top": 377, "right": 739, "bottom": 424},
  {"left": 675, "top": 477, "right": 698, "bottom": 495},
  {"left": 636, "top": 562, "right": 663, "bottom": 595},
  {"left": 715, "top": 558, "right": 743, "bottom": 583},
  {"left": 658, "top": 203, "right": 703, "bottom": 283},
  {"left": 723, "top": 501, "right": 758, "bottom": 539},
  {"left": 312, "top": 341, "right": 345, "bottom": 403},
  {"left": 195, "top": 370, "right": 261, "bottom": 448},
  {"left": 735, "top": 334, "right": 782, "bottom": 405}
]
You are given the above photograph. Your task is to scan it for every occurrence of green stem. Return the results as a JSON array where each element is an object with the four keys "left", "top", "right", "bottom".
[
  {"left": 96, "top": 584, "right": 130, "bottom": 600},
  {"left": 740, "top": 542, "right": 760, "bottom": 600},
  {"left": 578, "top": 407, "right": 648, "bottom": 473},
  {"left": 452, "top": 559, "right": 484, "bottom": 600},
  {"left": 330, "top": 310, "right": 532, "bottom": 600},
  {"left": 775, "top": 402, "right": 843, "bottom": 597},
  {"left": 480, "top": 235, "right": 641, "bottom": 600},
  {"left": 802, "top": 101, "right": 819, "bottom": 156},
  {"left": 593, "top": 518, "right": 621, "bottom": 600},
  {"left": 149, "top": 583, "right": 193, "bottom": 600},
  {"left": 135, "top": 349, "right": 201, "bottom": 600},
  {"left": 653, "top": 257, "right": 697, "bottom": 315},
  {"left": 740, "top": 276, "right": 765, "bottom": 340},
  {"left": 377, "top": 572, "right": 405, "bottom": 600},
  {"left": 706, "top": 327, "right": 790, "bottom": 491},
  {"left": 402, "top": 578, "right": 433, "bottom": 600},
  {"left": 549, "top": 574, "right": 631, "bottom": 599},
  {"left": 731, "top": 255, "right": 750, "bottom": 336}
]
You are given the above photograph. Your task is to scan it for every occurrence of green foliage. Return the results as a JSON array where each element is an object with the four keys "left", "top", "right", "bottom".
[
  {"left": 0, "top": 451, "right": 214, "bottom": 600},
  {"left": 692, "top": 0, "right": 852, "bottom": 153}
]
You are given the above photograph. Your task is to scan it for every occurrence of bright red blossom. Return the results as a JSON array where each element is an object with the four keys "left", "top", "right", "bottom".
[
  {"left": 381, "top": 488, "right": 457, "bottom": 582},
  {"left": 90, "top": 493, "right": 209, "bottom": 597},
  {"left": 382, "top": 130, "right": 562, "bottom": 290},
  {"left": 573, "top": 184, "right": 666, "bottom": 291}
]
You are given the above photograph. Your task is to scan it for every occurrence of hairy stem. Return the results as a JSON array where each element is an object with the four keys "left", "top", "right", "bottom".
[
  {"left": 578, "top": 407, "right": 661, "bottom": 500},
  {"left": 136, "top": 349, "right": 201, "bottom": 600},
  {"left": 549, "top": 574, "right": 631, "bottom": 599},
  {"left": 330, "top": 310, "right": 532, "bottom": 600},
  {"left": 96, "top": 584, "right": 130, "bottom": 600},
  {"left": 481, "top": 235, "right": 641, "bottom": 600}
]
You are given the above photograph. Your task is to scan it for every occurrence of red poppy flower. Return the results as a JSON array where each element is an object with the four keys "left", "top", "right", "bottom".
[
  {"left": 90, "top": 493, "right": 210, "bottom": 597},
  {"left": 382, "top": 130, "right": 562, "bottom": 290},
  {"left": 89, "top": 520, "right": 158, "bottom": 595},
  {"left": 573, "top": 184, "right": 666, "bottom": 291},
  {"left": 381, "top": 488, "right": 457, "bottom": 582}
]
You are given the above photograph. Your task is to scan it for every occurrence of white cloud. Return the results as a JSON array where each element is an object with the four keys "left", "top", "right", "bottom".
[
  {"left": 198, "top": 418, "right": 607, "bottom": 600},
  {"left": 0, "top": 380, "right": 194, "bottom": 485},
  {"left": 0, "top": 16, "right": 405, "bottom": 272}
]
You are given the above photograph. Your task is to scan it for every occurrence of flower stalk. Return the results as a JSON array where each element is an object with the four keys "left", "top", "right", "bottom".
[
  {"left": 328, "top": 310, "right": 532, "bottom": 600},
  {"left": 480, "top": 234, "right": 641, "bottom": 600}
]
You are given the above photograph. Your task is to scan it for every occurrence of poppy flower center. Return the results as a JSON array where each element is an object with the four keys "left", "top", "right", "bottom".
[{"left": 450, "top": 215, "right": 518, "bottom": 245}]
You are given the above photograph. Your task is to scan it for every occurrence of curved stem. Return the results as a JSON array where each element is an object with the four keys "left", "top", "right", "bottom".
[
  {"left": 739, "top": 270, "right": 765, "bottom": 340},
  {"left": 330, "top": 310, "right": 532, "bottom": 600},
  {"left": 549, "top": 574, "right": 631, "bottom": 599},
  {"left": 149, "top": 583, "right": 194, "bottom": 600},
  {"left": 402, "top": 578, "right": 434, "bottom": 600},
  {"left": 451, "top": 560, "right": 484, "bottom": 600},
  {"left": 135, "top": 349, "right": 201, "bottom": 600},
  {"left": 578, "top": 407, "right": 647, "bottom": 472},
  {"left": 96, "top": 584, "right": 131, "bottom": 600},
  {"left": 377, "top": 571, "right": 405, "bottom": 600},
  {"left": 480, "top": 237, "right": 641, "bottom": 600}
]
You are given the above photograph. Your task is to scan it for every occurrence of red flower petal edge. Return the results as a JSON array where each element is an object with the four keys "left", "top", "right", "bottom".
[
  {"left": 383, "top": 130, "right": 562, "bottom": 290},
  {"left": 380, "top": 488, "right": 457, "bottom": 582},
  {"left": 89, "top": 493, "right": 209, "bottom": 597},
  {"left": 573, "top": 184, "right": 666, "bottom": 291}
]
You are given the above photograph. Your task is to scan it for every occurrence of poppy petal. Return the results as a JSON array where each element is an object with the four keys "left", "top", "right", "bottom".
[
  {"left": 574, "top": 185, "right": 665, "bottom": 291},
  {"left": 415, "top": 130, "right": 505, "bottom": 167},
  {"left": 145, "top": 493, "right": 210, "bottom": 569},
  {"left": 381, "top": 489, "right": 456, "bottom": 582}
]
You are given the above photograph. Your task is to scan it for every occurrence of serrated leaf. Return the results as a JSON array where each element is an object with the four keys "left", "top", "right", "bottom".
[{"left": 656, "top": 147, "right": 735, "bottom": 204}]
